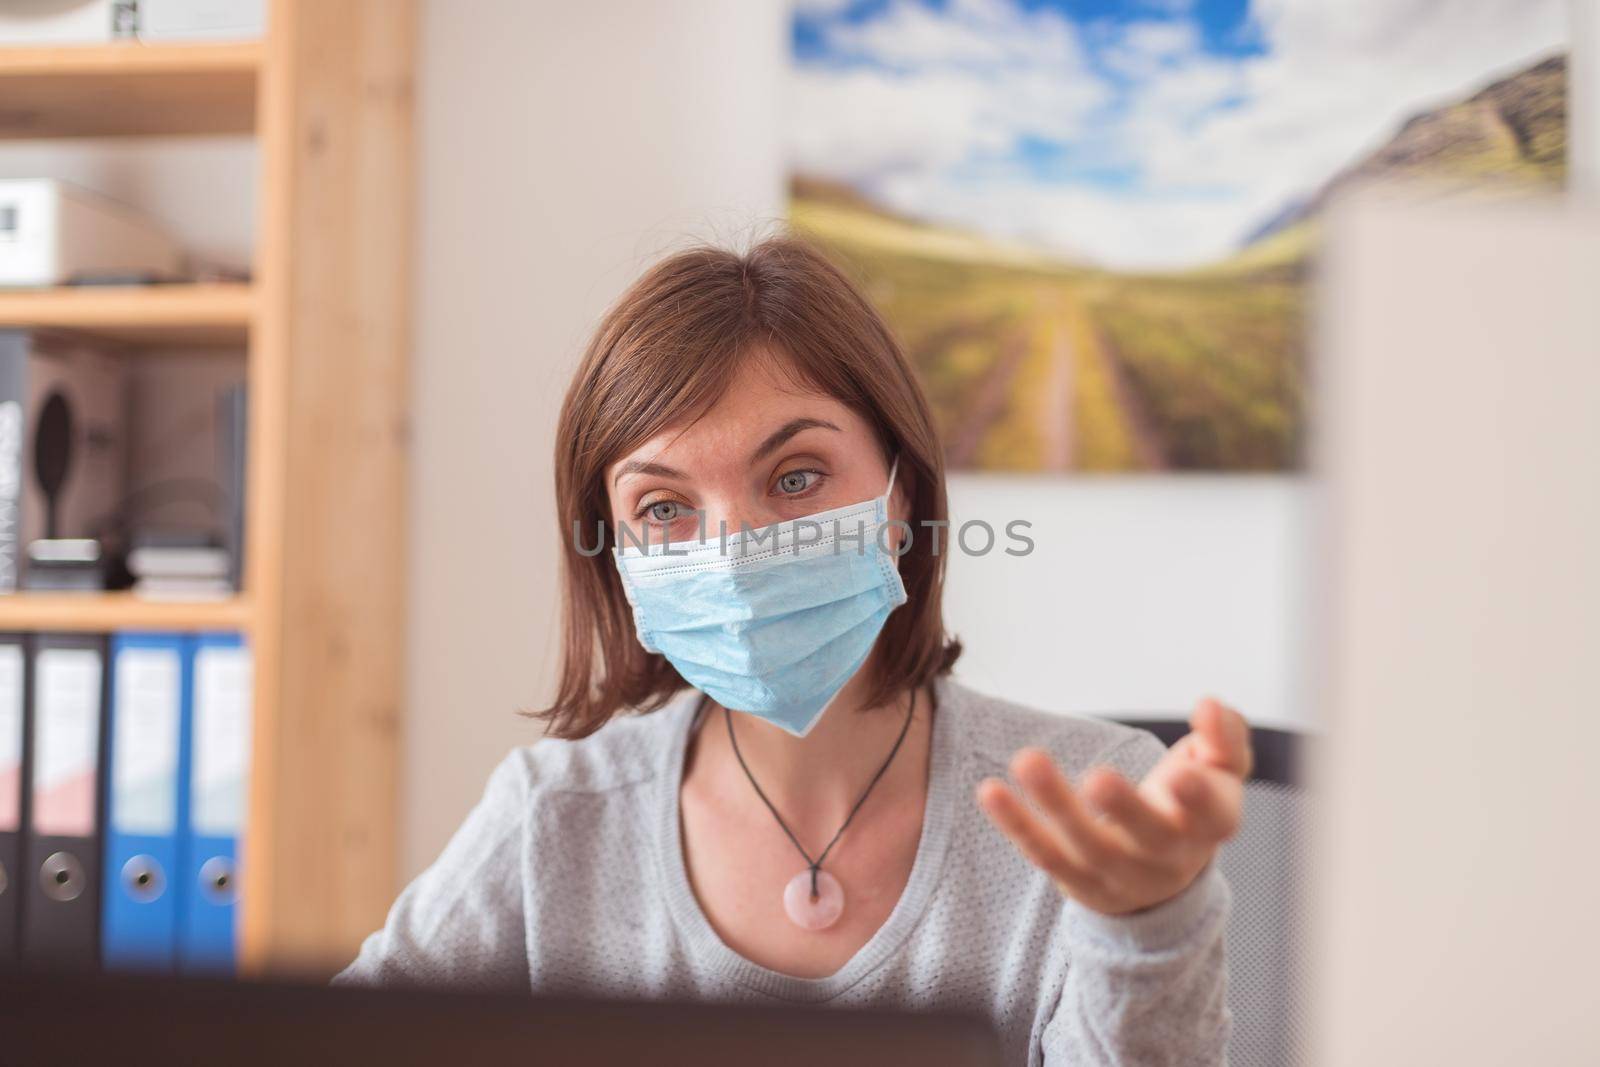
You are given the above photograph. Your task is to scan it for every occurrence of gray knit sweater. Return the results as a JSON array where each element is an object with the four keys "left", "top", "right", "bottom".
[{"left": 334, "top": 676, "right": 1232, "bottom": 1065}]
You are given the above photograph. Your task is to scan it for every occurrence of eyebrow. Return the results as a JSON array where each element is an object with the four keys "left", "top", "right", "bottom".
[
  {"left": 611, "top": 417, "right": 842, "bottom": 487},
  {"left": 612, "top": 459, "right": 687, "bottom": 486},
  {"left": 750, "top": 417, "right": 841, "bottom": 462}
]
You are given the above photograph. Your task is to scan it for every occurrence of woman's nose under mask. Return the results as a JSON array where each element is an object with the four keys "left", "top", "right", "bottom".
[{"left": 613, "top": 458, "right": 907, "bottom": 736}]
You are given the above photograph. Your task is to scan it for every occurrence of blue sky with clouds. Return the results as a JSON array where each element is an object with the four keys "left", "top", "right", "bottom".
[{"left": 788, "top": 0, "right": 1567, "bottom": 270}]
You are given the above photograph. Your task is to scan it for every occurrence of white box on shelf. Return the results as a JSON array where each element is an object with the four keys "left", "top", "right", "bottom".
[
  {"left": 0, "top": 180, "right": 183, "bottom": 288},
  {"left": 0, "top": 1, "right": 127, "bottom": 45},
  {"left": 137, "top": 0, "right": 264, "bottom": 41}
]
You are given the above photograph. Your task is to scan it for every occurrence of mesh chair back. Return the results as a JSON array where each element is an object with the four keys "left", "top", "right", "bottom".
[{"left": 1116, "top": 719, "right": 1310, "bottom": 1067}]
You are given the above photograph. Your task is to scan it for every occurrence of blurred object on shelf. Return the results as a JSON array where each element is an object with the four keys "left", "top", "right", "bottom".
[
  {"left": 0, "top": 329, "right": 125, "bottom": 594},
  {"left": 133, "top": 575, "right": 230, "bottom": 601},
  {"left": 128, "top": 528, "right": 230, "bottom": 600},
  {"left": 0, "top": 180, "right": 184, "bottom": 288},
  {"left": 115, "top": 368, "right": 245, "bottom": 599},
  {"left": 138, "top": 0, "right": 264, "bottom": 42},
  {"left": 0, "top": 0, "right": 133, "bottom": 45},
  {"left": 128, "top": 530, "right": 225, "bottom": 577},
  {"left": 191, "top": 263, "right": 251, "bottom": 285},
  {"left": 23, "top": 536, "right": 103, "bottom": 591}
]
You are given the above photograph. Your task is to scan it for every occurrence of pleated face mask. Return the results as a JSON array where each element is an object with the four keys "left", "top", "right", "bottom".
[{"left": 613, "top": 458, "right": 908, "bottom": 737}]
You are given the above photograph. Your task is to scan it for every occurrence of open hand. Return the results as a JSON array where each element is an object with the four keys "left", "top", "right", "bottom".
[{"left": 977, "top": 697, "right": 1251, "bottom": 916}]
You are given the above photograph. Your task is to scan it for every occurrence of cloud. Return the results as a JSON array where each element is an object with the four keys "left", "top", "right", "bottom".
[
  {"left": 787, "top": 68, "right": 1011, "bottom": 181},
  {"left": 822, "top": 0, "right": 1091, "bottom": 73},
  {"left": 788, "top": 0, "right": 1568, "bottom": 270},
  {"left": 788, "top": 0, "right": 1109, "bottom": 186},
  {"left": 1099, "top": 19, "right": 1204, "bottom": 80}
]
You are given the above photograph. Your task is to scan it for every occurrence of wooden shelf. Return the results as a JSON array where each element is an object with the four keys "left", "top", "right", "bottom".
[
  {"left": 0, "top": 591, "right": 250, "bottom": 632},
  {"left": 0, "top": 1, "right": 412, "bottom": 978},
  {"left": 0, "top": 283, "right": 253, "bottom": 346},
  {"left": 0, "top": 41, "right": 261, "bottom": 138}
]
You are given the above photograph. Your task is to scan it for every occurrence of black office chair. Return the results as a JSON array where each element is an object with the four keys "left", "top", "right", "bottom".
[{"left": 1116, "top": 718, "right": 1310, "bottom": 1067}]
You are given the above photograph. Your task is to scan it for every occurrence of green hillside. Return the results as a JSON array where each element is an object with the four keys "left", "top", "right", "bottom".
[{"left": 1241, "top": 52, "right": 1566, "bottom": 252}]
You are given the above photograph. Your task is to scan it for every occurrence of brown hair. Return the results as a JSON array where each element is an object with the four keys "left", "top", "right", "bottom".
[{"left": 537, "top": 234, "right": 961, "bottom": 739}]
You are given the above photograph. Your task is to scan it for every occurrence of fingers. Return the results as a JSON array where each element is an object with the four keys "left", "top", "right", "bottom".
[
  {"left": 979, "top": 745, "right": 1237, "bottom": 915},
  {"left": 1189, "top": 697, "right": 1253, "bottom": 778},
  {"left": 1009, "top": 749, "right": 1119, "bottom": 868},
  {"left": 1163, "top": 761, "right": 1243, "bottom": 842},
  {"left": 976, "top": 777, "right": 1091, "bottom": 887},
  {"left": 1080, "top": 766, "right": 1182, "bottom": 853}
]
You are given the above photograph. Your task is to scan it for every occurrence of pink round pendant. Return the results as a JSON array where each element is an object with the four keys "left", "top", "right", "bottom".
[{"left": 782, "top": 868, "right": 844, "bottom": 931}]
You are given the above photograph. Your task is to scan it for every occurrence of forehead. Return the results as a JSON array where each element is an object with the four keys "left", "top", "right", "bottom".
[{"left": 610, "top": 352, "right": 868, "bottom": 468}]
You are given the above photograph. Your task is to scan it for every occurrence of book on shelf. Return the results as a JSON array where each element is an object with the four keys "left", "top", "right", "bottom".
[{"left": 132, "top": 577, "right": 232, "bottom": 602}]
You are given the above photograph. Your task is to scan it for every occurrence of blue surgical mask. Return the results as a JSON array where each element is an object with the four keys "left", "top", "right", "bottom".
[{"left": 614, "top": 458, "right": 908, "bottom": 737}]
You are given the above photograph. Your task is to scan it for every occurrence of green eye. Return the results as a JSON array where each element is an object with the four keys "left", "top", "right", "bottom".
[{"left": 647, "top": 500, "right": 681, "bottom": 522}]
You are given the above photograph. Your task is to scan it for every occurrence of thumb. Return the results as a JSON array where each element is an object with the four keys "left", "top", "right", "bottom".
[{"left": 1189, "top": 697, "right": 1252, "bottom": 778}]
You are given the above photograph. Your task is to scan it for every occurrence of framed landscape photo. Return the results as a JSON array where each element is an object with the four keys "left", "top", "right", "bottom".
[{"left": 788, "top": 0, "right": 1568, "bottom": 472}]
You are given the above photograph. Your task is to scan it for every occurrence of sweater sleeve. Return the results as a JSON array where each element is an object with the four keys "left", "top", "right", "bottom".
[
  {"left": 331, "top": 752, "right": 532, "bottom": 992},
  {"left": 1041, "top": 730, "right": 1233, "bottom": 1066}
]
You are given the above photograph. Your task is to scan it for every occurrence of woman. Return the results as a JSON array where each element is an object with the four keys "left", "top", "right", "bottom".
[{"left": 337, "top": 236, "right": 1250, "bottom": 1065}]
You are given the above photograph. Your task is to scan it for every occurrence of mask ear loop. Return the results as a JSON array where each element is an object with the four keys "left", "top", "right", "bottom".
[{"left": 885, "top": 454, "right": 900, "bottom": 498}]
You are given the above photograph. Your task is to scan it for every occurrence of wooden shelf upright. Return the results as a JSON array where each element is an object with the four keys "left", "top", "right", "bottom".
[{"left": 0, "top": 1, "right": 414, "bottom": 976}]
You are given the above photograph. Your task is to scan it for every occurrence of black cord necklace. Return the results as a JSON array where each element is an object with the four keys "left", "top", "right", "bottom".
[{"left": 723, "top": 690, "right": 918, "bottom": 932}]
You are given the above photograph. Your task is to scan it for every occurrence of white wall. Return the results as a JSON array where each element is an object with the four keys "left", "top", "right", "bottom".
[
  {"left": 403, "top": 0, "right": 1311, "bottom": 879},
  {"left": 944, "top": 475, "right": 1310, "bottom": 729}
]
